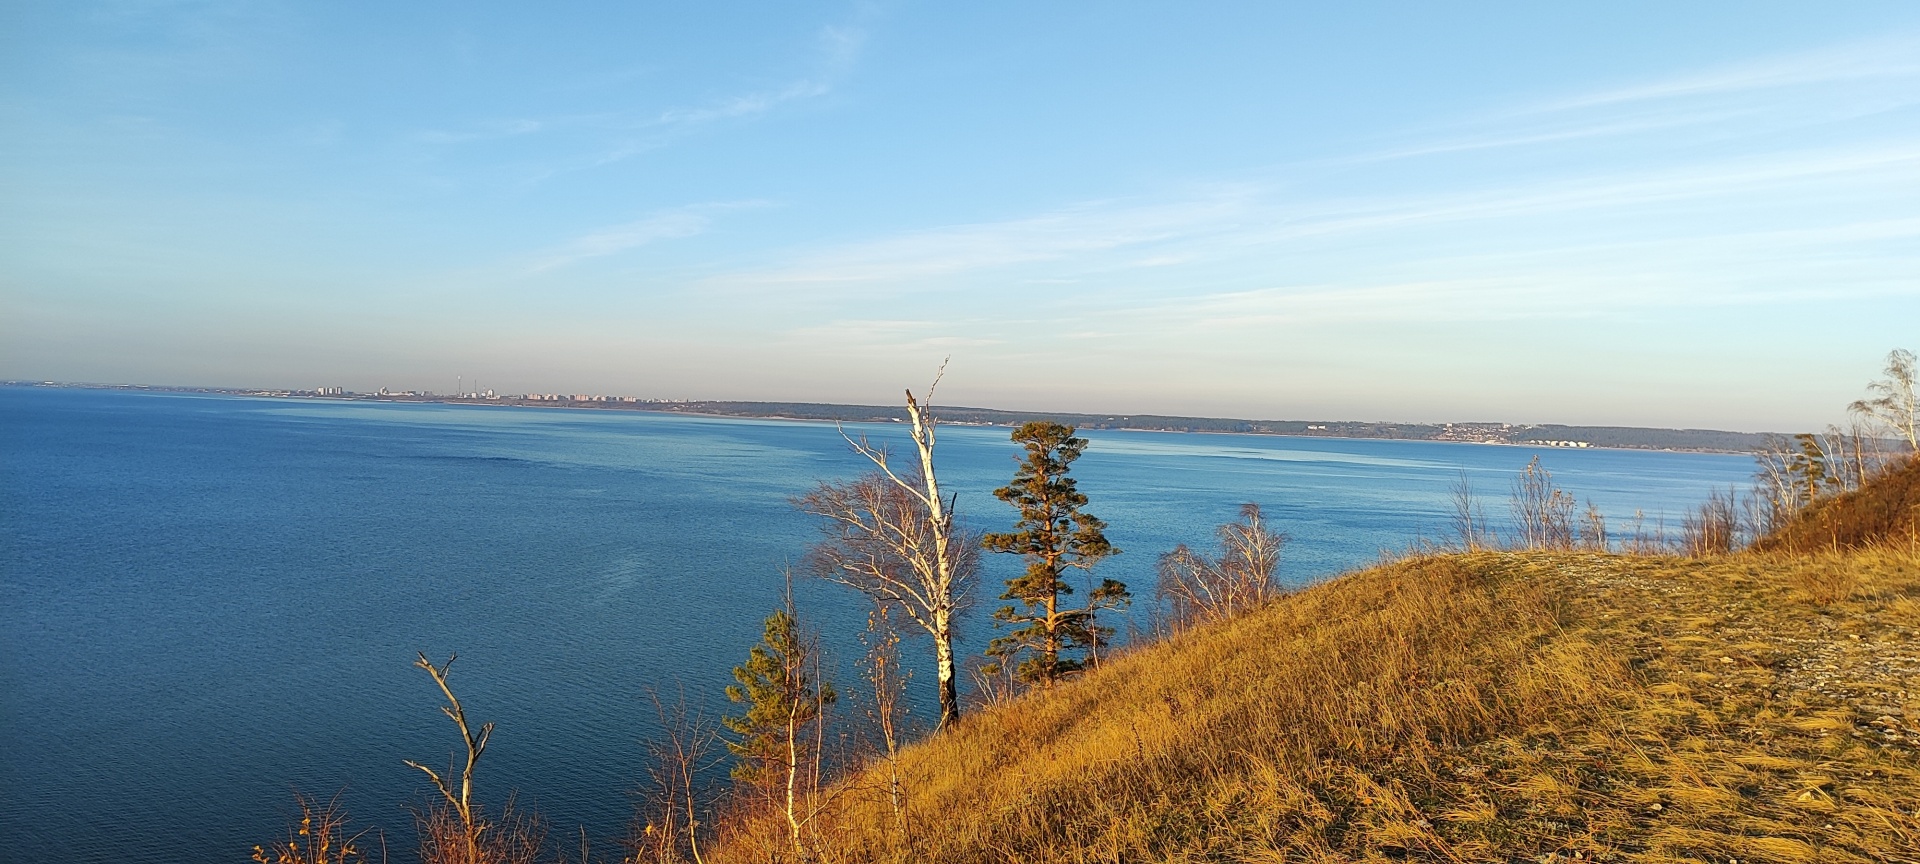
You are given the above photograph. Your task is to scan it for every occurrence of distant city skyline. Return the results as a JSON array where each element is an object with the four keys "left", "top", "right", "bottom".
[{"left": 4, "top": 3, "right": 1918, "bottom": 431}]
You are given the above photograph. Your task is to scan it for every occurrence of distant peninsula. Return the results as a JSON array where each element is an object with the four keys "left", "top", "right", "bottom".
[{"left": 7, "top": 381, "right": 1779, "bottom": 453}]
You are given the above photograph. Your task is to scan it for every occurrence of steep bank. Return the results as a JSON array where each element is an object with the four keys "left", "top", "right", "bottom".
[
  {"left": 722, "top": 549, "right": 1919, "bottom": 862},
  {"left": 1753, "top": 454, "right": 1920, "bottom": 555}
]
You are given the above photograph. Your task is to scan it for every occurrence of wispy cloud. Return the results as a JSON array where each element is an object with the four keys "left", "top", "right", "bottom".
[
  {"left": 717, "top": 191, "right": 1255, "bottom": 286},
  {"left": 409, "top": 21, "right": 868, "bottom": 179},
  {"left": 1254, "top": 145, "right": 1920, "bottom": 242},
  {"left": 524, "top": 201, "right": 768, "bottom": 273},
  {"left": 775, "top": 318, "right": 1006, "bottom": 353},
  {"left": 1336, "top": 32, "right": 1920, "bottom": 165},
  {"left": 414, "top": 118, "right": 548, "bottom": 145},
  {"left": 1529, "top": 32, "right": 1920, "bottom": 113},
  {"left": 1120, "top": 264, "right": 1920, "bottom": 333},
  {"left": 692, "top": 32, "right": 1920, "bottom": 297},
  {"left": 657, "top": 23, "right": 864, "bottom": 128},
  {"left": 585, "top": 23, "right": 867, "bottom": 168},
  {"left": 708, "top": 139, "right": 1920, "bottom": 293}
]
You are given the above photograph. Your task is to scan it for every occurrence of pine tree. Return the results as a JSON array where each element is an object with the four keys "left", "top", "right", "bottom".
[
  {"left": 723, "top": 602, "right": 835, "bottom": 856},
  {"left": 981, "top": 421, "right": 1126, "bottom": 686}
]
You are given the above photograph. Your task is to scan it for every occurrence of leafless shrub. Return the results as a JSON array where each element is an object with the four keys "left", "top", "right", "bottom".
[
  {"left": 1618, "top": 510, "right": 1663, "bottom": 555},
  {"left": 415, "top": 798, "right": 546, "bottom": 864},
  {"left": 629, "top": 687, "right": 721, "bottom": 864},
  {"left": 1447, "top": 471, "right": 1492, "bottom": 551},
  {"left": 1156, "top": 503, "right": 1287, "bottom": 630},
  {"left": 1752, "top": 451, "right": 1920, "bottom": 555},
  {"left": 1681, "top": 488, "right": 1743, "bottom": 557},
  {"left": 962, "top": 653, "right": 1024, "bottom": 709},
  {"left": 858, "top": 605, "right": 913, "bottom": 849},
  {"left": 252, "top": 794, "right": 371, "bottom": 864},
  {"left": 1578, "top": 500, "right": 1608, "bottom": 551},
  {"left": 1509, "top": 457, "right": 1575, "bottom": 550}
]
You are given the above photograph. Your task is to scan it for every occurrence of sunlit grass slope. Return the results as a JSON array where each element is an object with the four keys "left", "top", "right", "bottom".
[
  {"left": 722, "top": 543, "right": 1920, "bottom": 862},
  {"left": 1755, "top": 454, "right": 1920, "bottom": 556}
]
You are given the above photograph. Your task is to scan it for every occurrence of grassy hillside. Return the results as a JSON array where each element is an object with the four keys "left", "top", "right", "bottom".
[
  {"left": 719, "top": 547, "right": 1920, "bottom": 862},
  {"left": 1754, "top": 455, "right": 1920, "bottom": 556}
]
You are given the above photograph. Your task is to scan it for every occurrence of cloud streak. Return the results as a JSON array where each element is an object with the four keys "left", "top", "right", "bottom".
[
  {"left": 1336, "top": 32, "right": 1920, "bottom": 166},
  {"left": 710, "top": 140, "right": 1920, "bottom": 293},
  {"left": 585, "top": 23, "right": 866, "bottom": 169},
  {"left": 714, "top": 191, "right": 1257, "bottom": 287},
  {"left": 693, "top": 32, "right": 1920, "bottom": 299},
  {"left": 1529, "top": 32, "right": 1920, "bottom": 113},
  {"left": 408, "top": 21, "right": 868, "bottom": 182},
  {"left": 523, "top": 201, "right": 768, "bottom": 273}
]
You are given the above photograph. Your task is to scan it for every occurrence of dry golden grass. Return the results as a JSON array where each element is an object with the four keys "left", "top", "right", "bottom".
[
  {"left": 713, "top": 547, "right": 1920, "bottom": 863},
  {"left": 253, "top": 795, "right": 368, "bottom": 864},
  {"left": 1792, "top": 559, "right": 1860, "bottom": 606}
]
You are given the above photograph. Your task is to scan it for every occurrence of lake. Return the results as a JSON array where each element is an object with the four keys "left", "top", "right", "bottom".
[{"left": 0, "top": 387, "right": 1755, "bottom": 862}]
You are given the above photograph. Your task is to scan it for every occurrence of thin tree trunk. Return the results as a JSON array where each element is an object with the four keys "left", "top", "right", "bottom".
[
  {"left": 907, "top": 387, "right": 962, "bottom": 729},
  {"left": 785, "top": 700, "right": 802, "bottom": 859},
  {"left": 933, "top": 612, "right": 958, "bottom": 729}
]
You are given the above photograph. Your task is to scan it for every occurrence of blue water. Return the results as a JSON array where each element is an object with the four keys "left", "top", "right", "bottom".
[{"left": 0, "top": 387, "right": 1755, "bottom": 862}]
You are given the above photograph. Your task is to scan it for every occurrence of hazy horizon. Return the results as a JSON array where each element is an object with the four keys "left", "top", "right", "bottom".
[
  {"left": 4, "top": 3, "right": 1917, "bottom": 430},
  {"left": 8, "top": 379, "right": 1832, "bottom": 436}
]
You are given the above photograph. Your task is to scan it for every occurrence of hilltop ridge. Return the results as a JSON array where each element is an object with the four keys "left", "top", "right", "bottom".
[
  {"left": 717, "top": 549, "right": 1919, "bottom": 862},
  {"left": 712, "top": 460, "right": 1920, "bottom": 862}
]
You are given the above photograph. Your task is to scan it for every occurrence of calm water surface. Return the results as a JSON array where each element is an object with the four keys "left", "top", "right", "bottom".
[{"left": 0, "top": 387, "right": 1755, "bottom": 862}]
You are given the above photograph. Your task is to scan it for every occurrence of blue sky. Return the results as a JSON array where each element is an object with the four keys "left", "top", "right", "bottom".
[{"left": 3, "top": 2, "right": 1917, "bottom": 430}]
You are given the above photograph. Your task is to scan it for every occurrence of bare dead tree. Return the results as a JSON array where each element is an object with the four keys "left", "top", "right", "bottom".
[
  {"left": 404, "top": 653, "right": 495, "bottom": 864},
  {"left": 1155, "top": 503, "right": 1287, "bottom": 630},
  {"left": 797, "top": 363, "right": 977, "bottom": 730},
  {"left": 1446, "top": 470, "right": 1490, "bottom": 551},
  {"left": 1509, "top": 456, "right": 1575, "bottom": 550},
  {"left": 632, "top": 687, "right": 720, "bottom": 864}
]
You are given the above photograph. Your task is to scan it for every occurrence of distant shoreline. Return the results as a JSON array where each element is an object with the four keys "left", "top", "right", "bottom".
[{"left": 5, "top": 380, "right": 1781, "bottom": 454}]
